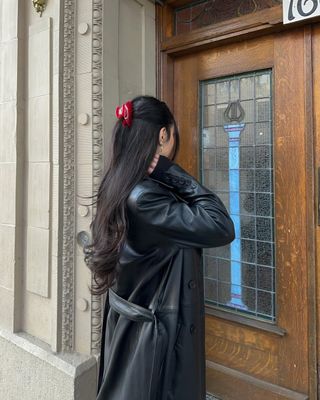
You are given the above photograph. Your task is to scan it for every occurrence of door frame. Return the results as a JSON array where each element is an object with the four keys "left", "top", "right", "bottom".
[{"left": 156, "top": 2, "right": 318, "bottom": 398}]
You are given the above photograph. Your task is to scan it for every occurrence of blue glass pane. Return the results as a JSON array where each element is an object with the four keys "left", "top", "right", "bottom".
[{"left": 201, "top": 69, "right": 275, "bottom": 322}]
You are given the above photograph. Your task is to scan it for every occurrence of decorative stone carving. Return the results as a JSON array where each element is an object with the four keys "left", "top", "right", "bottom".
[
  {"left": 78, "top": 113, "right": 89, "bottom": 125},
  {"left": 78, "top": 22, "right": 89, "bottom": 35},
  {"left": 76, "top": 231, "right": 91, "bottom": 248},
  {"left": 78, "top": 205, "right": 89, "bottom": 217},
  {"left": 62, "top": 0, "right": 104, "bottom": 356},
  {"left": 62, "top": 0, "right": 76, "bottom": 352},
  {"left": 77, "top": 298, "right": 89, "bottom": 312},
  {"left": 91, "top": 0, "right": 104, "bottom": 357}
]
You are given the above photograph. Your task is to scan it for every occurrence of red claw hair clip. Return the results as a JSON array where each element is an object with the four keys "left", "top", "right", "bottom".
[{"left": 115, "top": 100, "right": 133, "bottom": 127}]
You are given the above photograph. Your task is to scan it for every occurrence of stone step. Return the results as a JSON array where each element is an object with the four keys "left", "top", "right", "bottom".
[{"left": 206, "top": 393, "right": 221, "bottom": 400}]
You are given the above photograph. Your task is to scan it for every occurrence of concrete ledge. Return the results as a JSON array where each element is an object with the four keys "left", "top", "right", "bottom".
[
  {"left": 206, "top": 394, "right": 222, "bottom": 400},
  {"left": 0, "top": 328, "right": 97, "bottom": 400}
]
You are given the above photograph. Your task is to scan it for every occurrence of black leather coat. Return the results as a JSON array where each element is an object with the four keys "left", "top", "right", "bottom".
[{"left": 96, "top": 156, "right": 235, "bottom": 400}]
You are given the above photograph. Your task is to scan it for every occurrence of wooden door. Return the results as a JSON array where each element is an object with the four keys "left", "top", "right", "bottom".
[{"left": 158, "top": 9, "right": 318, "bottom": 399}]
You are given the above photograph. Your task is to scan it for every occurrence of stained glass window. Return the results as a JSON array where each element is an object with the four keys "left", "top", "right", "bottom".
[
  {"left": 200, "top": 69, "right": 276, "bottom": 322},
  {"left": 175, "top": 0, "right": 282, "bottom": 35}
]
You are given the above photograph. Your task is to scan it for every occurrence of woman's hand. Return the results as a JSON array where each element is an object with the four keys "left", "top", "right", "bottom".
[{"left": 147, "top": 153, "right": 160, "bottom": 175}]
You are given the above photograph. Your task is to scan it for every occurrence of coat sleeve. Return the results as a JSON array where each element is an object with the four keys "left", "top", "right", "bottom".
[{"left": 127, "top": 155, "right": 235, "bottom": 249}]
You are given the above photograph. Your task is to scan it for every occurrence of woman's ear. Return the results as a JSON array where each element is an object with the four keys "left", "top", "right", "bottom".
[{"left": 158, "top": 127, "right": 168, "bottom": 144}]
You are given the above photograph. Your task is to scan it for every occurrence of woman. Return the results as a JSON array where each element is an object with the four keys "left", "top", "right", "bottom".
[{"left": 84, "top": 95, "right": 235, "bottom": 400}]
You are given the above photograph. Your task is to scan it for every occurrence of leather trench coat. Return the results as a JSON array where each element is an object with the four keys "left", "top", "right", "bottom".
[{"left": 96, "top": 156, "right": 235, "bottom": 400}]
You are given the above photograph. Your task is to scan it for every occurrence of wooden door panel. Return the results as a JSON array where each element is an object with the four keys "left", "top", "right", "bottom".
[
  {"left": 314, "top": 24, "right": 320, "bottom": 400},
  {"left": 173, "top": 54, "right": 199, "bottom": 176},
  {"left": 197, "top": 35, "right": 274, "bottom": 81},
  {"left": 206, "top": 321, "right": 279, "bottom": 380},
  {"left": 273, "top": 28, "right": 309, "bottom": 393},
  {"left": 206, "top": 335, "right": 278, "bottom": 380},
  {"left": 206, "top": 364, "right": 308, "bottom": 400},
  {"left": 172, "top": 28, "right": 311, "bottom": 398}
]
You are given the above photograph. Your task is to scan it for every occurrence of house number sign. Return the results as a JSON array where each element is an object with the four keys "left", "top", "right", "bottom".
[{"left": 283, "top": 0, "right": 320, "bottom": 24}]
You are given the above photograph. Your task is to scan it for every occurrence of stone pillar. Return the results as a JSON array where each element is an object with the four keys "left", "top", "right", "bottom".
[
  {"left": 0, "top": 0, "right": 156, "bottom": 399},
  {"left": 0, "top": 0, "right": 22, "bottom": 333},
  {"left": 0, "top": 1, "right": 96, "bottom": 398}
]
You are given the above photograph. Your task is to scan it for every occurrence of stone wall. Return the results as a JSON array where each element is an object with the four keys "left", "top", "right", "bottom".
[{"left": 0, "top": 0, "right": 156, "bottom": 398}]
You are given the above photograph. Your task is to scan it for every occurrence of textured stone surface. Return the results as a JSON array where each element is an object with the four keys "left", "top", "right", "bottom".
[
  {"left": 28, "top": 95, "right": 50, "bottom": 162},
  {"left": 0, "top": 163, "right": 16, "bottom": 225},
  {"left": 0, "top": 101, "right": 17, "bottom": 162},
  {"left": 206, "top": 394, "right": 221, "bottom": 400},
  {"left": 0, "top": 40, "right": 18, "bottom": 103},
  {"left": 0, "top": 329, "right": 97, "bottom": 400},
  {"left": 28, "top": 18, "right": 51, "bottom": 98},
  {"left": 0, "top": 0, "right": 18, "bottom": 41},
  {"left": 26, "top": 226, "right": 50, "bottom": 297},
  {"left": 24, "top": 16, "right": 52, "bottom": 341},
  {"left": 27, "top": 162, "right": 50, "bottom": 229},
  {"left": 0, "top": 0, "right": 19, "bottom": 334},
  {"left": 0, "top": 224, "right": 15, "bottom": 289},
  {"left": 0, "top": 0, "right": 162, "bottom": 398}
]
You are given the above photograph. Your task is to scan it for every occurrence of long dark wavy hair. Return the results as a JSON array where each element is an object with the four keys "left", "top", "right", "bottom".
[{"left": 83, "top": 95, "right": 180, "bottom": 295}]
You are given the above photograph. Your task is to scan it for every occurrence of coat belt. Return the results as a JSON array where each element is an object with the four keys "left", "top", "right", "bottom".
[{"left": 108, "top": 288, "right": 155, "bottom": 322}]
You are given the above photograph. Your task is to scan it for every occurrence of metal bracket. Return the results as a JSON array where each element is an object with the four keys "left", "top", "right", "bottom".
[{"left": 32, "top": 0, "right": 47, "bottom": 17}]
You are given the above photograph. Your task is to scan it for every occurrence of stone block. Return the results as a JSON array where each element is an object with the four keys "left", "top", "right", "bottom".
[
  {"left": 27, "top": 162, "right": 50, "bottom": 229},
  {"left": 28, "top": 18, "right": 51, "bottom": 98},
  {"left": 52, "top": 73, "right": 60, "bottom": 165},
  {"left": 0, "top": 101, "right": 16, "bottom": 162},
  {"left": 0, "top": 330, "right": 97, "bottom": 400},
  {"left": 23, "top": 288, "right": 51, "bottom": 343},
  {"left": 0, "top": 0, "right": 18, "bottom": 42},
  {"left": 0, "top": 224, "right": 15, "bottom": 290},
  {"left": 0, "top": 40, "right": 18, "bottom": 103},
  {"left": 51, "top": 164, "right": 59, "bottom": 236},
  {"left": 74, "top": 255, "right": 92, "bottom": 354},
  {"left": 28, "top": 95, "right": 50, "bottom": 162},
  {"left": 26, "top": 226, "right": 50, "bottom": 298},
  {"left": 0, "top": 286, "right": 14, "bottom": 331},
  {"left": 0, "top": 162, "right": 16, "bottom": 225}
]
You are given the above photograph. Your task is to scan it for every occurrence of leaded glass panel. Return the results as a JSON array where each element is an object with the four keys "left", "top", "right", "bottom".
[
  {"left": 175, "top": 0, "right": 283, "bottom": 35},
  {"left": 201, "top": 69, "right": 276, "bottom": 322}
]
